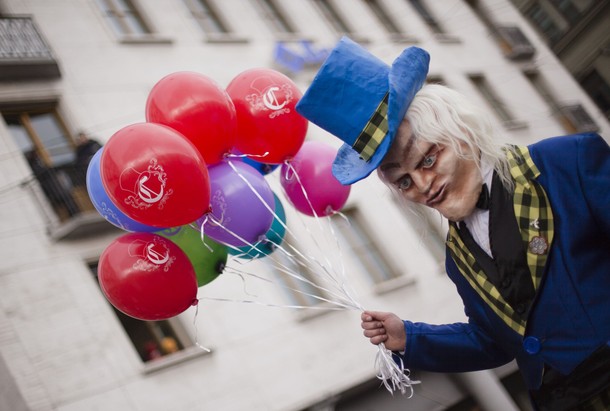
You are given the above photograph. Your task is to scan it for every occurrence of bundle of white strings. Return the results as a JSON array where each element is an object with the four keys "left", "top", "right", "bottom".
[{"left": 199, "top": 158, "right": 420, "bottom": 395}]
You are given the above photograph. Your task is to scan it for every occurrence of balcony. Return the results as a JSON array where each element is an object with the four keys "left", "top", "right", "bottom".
[
  {"left": 22, "top": 162, "right": 117, "bottom": 240},
  {"left": 557, "top": 103, "right": 599, "bottom": 134},
  {"left": 0, "top": 16, "right": 61, "bottom": 81},
  {"left": 495, "top": 25, "right": 536, "bottom": 61}
]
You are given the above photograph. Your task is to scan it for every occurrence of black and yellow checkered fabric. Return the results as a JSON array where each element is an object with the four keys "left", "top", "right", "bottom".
[
  {"left": 352, "top": 93, "right": 389, "bottom": 161},
  {"left": 507, "top": 145, "right": 554, "bottom": 290},
  {"left": 446, "top": 145, "right": 554, "bottom": 335}
]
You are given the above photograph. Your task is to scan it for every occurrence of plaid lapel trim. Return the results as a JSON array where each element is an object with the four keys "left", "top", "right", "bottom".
[
  {"left": 352, "top": 93, "right": 389, "bottom": 161},
  {"left": 507, "top": 145, "right": 554, "bottom": 290},
  {"left": 448, "top": 224, "right": 527, "bottom": 335},
  {"left": 446, "top": 145, "right": 554, "bottom": 336}
]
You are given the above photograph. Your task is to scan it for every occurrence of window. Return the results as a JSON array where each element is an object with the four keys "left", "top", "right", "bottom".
[
  {"left": 184, "top": 0, "right": 247, "bottom": 42},
  {"left": 523, "top": 69, "right": 559, "bottom": 110},
  {"left": 254, "top": 0, "right": 298, "bottom": 35},
  {"left": 581, "top": 68, "right": 610, "bottom": 121},
  {"left": 408, "top": 0, "right": 443, "bottom": 35},
  {"left": 89, "top": 262, "right": 199, "bottom": 367},
  {"left": 549, "top": 0, "right": 593, "bottom": 24},
  {"left": 526, "top": 3, "right": 566, "bottom": 45},
  {"left": 94, "top": 0, "right": 169, "bottom": 43},
  {"left": 269, "top": 242, "right": 330, "bottom": 308},
  {"left": 312, "top": 0, "right": 357, "bottom": 37},
  {"left": 523, "top": 69, "right": 598, "bottom": 133},
  {"left": 363, "top": 0, "right": 415, "bottom": 42},
  {"left": 331, "top": 208, "right": 400, "bottom": 284},
  {"left": 2, "top": 105, "right": 94, "bottom": 220},
  {"left": 469, "top": 74, "right": 519, "bottom": 126}
]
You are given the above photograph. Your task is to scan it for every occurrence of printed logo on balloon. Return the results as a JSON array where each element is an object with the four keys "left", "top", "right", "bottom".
[
  {"left": 246, "top": 77, "right": 294, "bottom": 118},
  {"left": 119, "top": 159, "right": 173, "bottom": 211},
  {"left": 227, "top": 68, "right": 308, "bottom": 164},
  {"left": 128, "top": 237, "right": 176, "bottom": 272}
]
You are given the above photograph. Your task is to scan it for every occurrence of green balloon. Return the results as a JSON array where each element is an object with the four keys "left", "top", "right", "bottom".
[{"left": 157, "top": 225, "right": 228, "bottom": 287}]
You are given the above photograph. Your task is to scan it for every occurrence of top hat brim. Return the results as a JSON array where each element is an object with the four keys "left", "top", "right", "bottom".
[{"left": 332, "top": 46, "right": 429, "bottom": 185}]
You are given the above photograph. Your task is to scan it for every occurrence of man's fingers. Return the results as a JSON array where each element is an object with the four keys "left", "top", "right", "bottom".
[
  {"left": 361, "top": 320, "right": 383, "bottom": 330},
  {"left": 363, "top": 327, "right": 386, "bottom": 338}
]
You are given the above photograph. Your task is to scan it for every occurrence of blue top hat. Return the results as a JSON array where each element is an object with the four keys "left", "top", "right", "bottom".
[{"left": 296, "top": 37, "right": 430, "bottom": 185}]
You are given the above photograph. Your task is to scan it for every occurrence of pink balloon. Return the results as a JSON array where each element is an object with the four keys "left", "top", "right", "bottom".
[{"left": 280, "top": 141, "right": 351, "bottom": 216}]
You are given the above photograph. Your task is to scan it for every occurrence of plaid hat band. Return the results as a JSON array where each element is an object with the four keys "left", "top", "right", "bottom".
[{"left": 352, "top": 93, "right": 389, "bottom": 161}]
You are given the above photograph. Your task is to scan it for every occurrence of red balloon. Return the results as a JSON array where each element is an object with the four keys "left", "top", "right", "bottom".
[
  {"left": 98, "top": 232, "right": 198, "bottom": 321},
  {"left": 280, "top": 141, "right": 351, "bottom": 217},
  {"left": 146, "top": 71, "right": 237, "bottom": 165},
  {"left": 101, "top": 122, "right": 210, "bottom": 228},
  {"left": 226, "top": 68, "right": 308, "bottom": 164}
]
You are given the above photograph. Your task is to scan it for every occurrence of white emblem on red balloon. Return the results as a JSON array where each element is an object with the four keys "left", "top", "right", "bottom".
[
  {"left": 128, "top": 237, "right": 176, "bottom": 272},
  {"left": 245, "top": 77, "right": 294, "bottom": 118},
  {"left": 119, "top": 158, "right": 173, "bottom": 210}
]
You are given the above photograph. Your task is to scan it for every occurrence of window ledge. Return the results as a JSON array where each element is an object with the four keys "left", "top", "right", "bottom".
[
  {"left": 142, "top": 345, "right": 212, "bottom": 374},
  {"left": 205, "top": 33, "right": 250, "bottom": 44},
  {"left": 119, "top": 35, "right": 173, "bottom": 45},
  {"left": 502, "top": 119, "right": 528, "bottom": 131},
  {"left": 374, "top": 275, "right": 416, "bottom": 296},
  {"left": 389, "top": 34, "right": 420, "bottom": 44},
  {"left": 433, "top": 33, "right": 461, "bottom": 44}
]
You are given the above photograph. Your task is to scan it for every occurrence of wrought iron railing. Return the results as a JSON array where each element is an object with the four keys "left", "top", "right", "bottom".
[{"left": 0, "top": 16, "right": 60, "bottom": 79}]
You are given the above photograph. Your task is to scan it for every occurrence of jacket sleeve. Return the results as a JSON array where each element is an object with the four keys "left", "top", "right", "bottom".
[
  {"left": 577, "top": 133, "right": 610, "bottom": 233},
  {"left": 399, "top": 319, "right": 514, "bottom": 373}
]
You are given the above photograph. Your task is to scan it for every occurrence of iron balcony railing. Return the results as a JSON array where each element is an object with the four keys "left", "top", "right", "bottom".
[{"left": 0, "top": 15, "right": 61, "bottom": 80}]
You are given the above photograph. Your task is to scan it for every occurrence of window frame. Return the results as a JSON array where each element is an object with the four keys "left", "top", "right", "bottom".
[
  {"left": 331, "top": 207, "right": 405, "bottom": 289},
  {"left": 94, "top": 0, "right": 172, "bottom": 44},
  {"left": 253, "top": 0, "right": 301, "bottom": 38},
  {"left": 183, "top": 0, "right": 249, "bottom": 43},
  {"left": 362, "top": 0, "right": 418, "bottom": 43},
  {"left": 469, "top": 74, "right": 526, "bottom": 130},
  {"left": 87, "top": 261, "right": 209, "bottom": 372}
]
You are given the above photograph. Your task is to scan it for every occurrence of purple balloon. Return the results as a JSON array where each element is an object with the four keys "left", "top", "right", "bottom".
[{"left": 197, "top": 161, "right": 275, "bottom": 247}]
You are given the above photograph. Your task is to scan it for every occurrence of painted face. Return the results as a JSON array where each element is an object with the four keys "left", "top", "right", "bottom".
[{"left": 378, "top": 119, "right": 482, "bottom": 222}]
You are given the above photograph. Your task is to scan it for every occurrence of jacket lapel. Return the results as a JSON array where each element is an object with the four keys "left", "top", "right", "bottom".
[{"left": 446, "top": 145, "right": 554, "bottom": 335}]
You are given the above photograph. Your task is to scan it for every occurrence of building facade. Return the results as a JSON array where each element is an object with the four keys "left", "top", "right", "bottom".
[
  {"left": 0, "top": 1, "right": 608, "bottom": 411},
  {"left": 508, "top": 0, "right": 610, "bottom": 122}
]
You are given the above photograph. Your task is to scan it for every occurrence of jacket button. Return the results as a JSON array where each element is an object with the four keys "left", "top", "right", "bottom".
[{"left": 523, "top": 336, "right": 541, "bottom": 355}]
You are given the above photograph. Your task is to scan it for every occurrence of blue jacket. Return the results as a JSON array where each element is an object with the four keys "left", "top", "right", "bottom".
[{"left": 399, "top": 133, "right": 610, "bottom": 389}]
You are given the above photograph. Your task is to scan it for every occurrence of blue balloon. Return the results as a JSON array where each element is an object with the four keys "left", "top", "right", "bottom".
[
  {"left": 86, "top": 148, "right": 161, "bottom": 232},
  {"left": 242, "top": 156, "right": 279, "bottom": 175}
]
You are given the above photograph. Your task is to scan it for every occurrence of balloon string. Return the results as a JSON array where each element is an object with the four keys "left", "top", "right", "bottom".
[
  {"left": 323, "top": 211, "right": 362, "bottom": 311},
  {"left": 224, "top": 266, "right": 359, "bottom": 310},
  {"left": 188, "top": 222, "right": 214, "bottom": 252},
  {"left": 191, "top": 301, "right": 211, "bottom": 353},
  {"left": 224, "top": 151, "right": 270, "bottom": 160},
  {"left": 278, "top": 162, "right": 344, "bottom": 293},
  {"left": 271, "top": 239, "right": 360, "bottom": 308},
  {"left": 375, "top": 343, "right": 419, "bottom": 396},
  {"left": 219, "top": 159, "right": 417, "bottom": 396},
  {"left": 225, "top": 159, "right": 297, "bottom": 240},
  {"left": 198, "top": 295, "right": 348, "bottom": 311}
]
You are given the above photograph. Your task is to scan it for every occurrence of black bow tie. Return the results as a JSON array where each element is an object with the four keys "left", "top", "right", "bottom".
[{"left": 476, "top": 183, "right": 490, "bottom": 210}]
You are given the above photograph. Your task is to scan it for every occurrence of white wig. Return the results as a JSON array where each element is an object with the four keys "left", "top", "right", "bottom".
[{"left": 403, "top": 84, "right": 514, "bottom": 191}]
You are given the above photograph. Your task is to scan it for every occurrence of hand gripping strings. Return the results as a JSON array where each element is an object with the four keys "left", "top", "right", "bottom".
[{"left": 210, "top": 157, "right": 420, "bottom": 396}]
